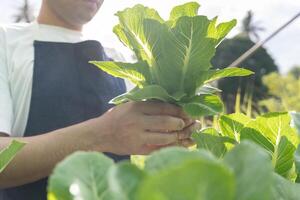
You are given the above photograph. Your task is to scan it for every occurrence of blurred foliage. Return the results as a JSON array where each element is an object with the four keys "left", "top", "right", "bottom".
[
  {"left": 289, "top": 65, "right": 300, "bottom": 79},
  {"left": 260, "top": 67, "right": 300, "bottom": 112}
]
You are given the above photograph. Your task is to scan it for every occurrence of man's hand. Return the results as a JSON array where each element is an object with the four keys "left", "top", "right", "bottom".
[
  {"left": 91, "top": 101, "right": 199, "bottom": 155},
  {"left": 0, "top": 101, "right": 199, "bottom": 188}
]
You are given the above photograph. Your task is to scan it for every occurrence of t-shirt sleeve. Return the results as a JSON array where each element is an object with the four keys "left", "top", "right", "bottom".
[{"left": 0, "top": 26, "right": 13, "bottom": 135}]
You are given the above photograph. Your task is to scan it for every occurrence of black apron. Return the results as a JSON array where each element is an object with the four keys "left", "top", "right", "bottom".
[{"left": 0, "top": 40, "right": 129, "bottom": 200}]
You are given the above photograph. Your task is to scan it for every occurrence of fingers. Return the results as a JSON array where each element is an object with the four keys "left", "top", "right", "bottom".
[
  {"left": 176, "top": 121, "right": 201, "bottom": 140},
  {"left": 142, "top": 115, "right": 185, "bottom": 132},
  {"left": 143, "top": 122, "right": 200, "bottom": 146},
  {"left": 144, "top": 132, "right": 177, "bottom": 146}
]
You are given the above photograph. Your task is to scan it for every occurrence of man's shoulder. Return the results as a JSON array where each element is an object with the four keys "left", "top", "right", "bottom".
[
  {"left": 0, "top": 22, "right": 35, "bottom": 42},
  {"left": 1, "top": 22, "right": 33, "bottom": 33}
]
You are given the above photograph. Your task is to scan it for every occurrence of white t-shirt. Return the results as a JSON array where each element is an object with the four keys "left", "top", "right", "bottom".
[{"left": 0, "top": 22, "right": 89, "bottom": 137}]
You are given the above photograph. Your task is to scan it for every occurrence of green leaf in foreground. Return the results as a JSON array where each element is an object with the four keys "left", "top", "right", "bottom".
[
  {"left": 48, "top": 152, "right": 114, "bottom": 200},
  {"left": 224, "top": 141, "right": 273, "bottom": 200},
  {"left": 138, "top": 159, "right": 235, "bottom": 200},
  {"left": 144, "top": 147, "right": 215, "bottom": 174},
  {"left": 0, "top": 140, "right": 26, "bottom": 173},
  {"left": 272, "top": 173, "right": 300, "bottom": 200},
  {"left": 107, "top": 162, "right": 146, "bottom": 200}
]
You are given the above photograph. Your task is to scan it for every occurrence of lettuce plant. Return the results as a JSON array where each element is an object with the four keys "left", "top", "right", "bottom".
[
  {"left": 90, "top": 2, "right": 253, "bottom": 117},
  {"left": 47, "top": 143, "right": 300, "bottom": 200}
]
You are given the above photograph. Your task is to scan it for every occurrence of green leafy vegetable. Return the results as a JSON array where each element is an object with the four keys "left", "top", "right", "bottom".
[
  {"left": 107, "top": 162, "right": 146, "bottom": 200},
  {"left": 272, "top": 173, "right": 300, "bottom": 199},
  {"left": 91, "top": 2, "right": 253, "bottom": 117},
  {"left": 48, "top": 152, "right": 114, "bottom": 200},
  {"left": 137, "top": 159, "right": 235, "bottom": 200},
  {"left": 144, "top": 147, "right": 215, "bottom": 173},
  {"left": 224, "top": 141, "right": 273, "bottom": 200}
]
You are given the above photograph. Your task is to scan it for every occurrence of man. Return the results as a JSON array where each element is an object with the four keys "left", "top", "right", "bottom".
[{"left": 0, "top": 0, "right": 197, "bottom": 199}]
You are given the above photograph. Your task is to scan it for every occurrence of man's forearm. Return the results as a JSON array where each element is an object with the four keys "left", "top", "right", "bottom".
[{"left": 0, "top": 118, "right": 108, "bottom": 188}]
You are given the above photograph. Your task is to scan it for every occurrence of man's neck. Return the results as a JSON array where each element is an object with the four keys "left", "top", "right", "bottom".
[{"left": 37, "top": 2, "right": 82, "bottom": 31}]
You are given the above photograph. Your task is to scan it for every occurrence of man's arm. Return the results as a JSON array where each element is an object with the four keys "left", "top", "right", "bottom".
[
  {"left": 0, "top": 101, "right": 196, "bottom": 189},
  {"left": 0, "top": 117, "right": 108, "bottom": 188}
]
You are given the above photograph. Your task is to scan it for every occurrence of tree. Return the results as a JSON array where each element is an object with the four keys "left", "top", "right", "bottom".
[
  {"left": 14, "top": 0, "right": 35, "bottom": 23},
  {"left": 241, "top": 10, "right": 265, "bottom": 41}
]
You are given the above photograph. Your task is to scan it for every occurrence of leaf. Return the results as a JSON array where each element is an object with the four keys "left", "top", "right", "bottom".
[
  {"left": 256, "top": 112, "right": 298, "bottom": 147},
  {"left": 196, "top": 84, "right": 222, "bottom": 95},
  {"left": 144, "top": 147, "right": 216, "bottom": 174},
  {"left": 274, "top": 136, "right": 296, "bottom": 177},
  {"left": 272, "top": 173, "right": 300, "bottom": 200},
  {"left": 240, "top": 112, "right": 299, "bottom": 177},
  {"left": 224, "top": 141, "right": 273, "bottom": 200},
  {"left": 107, "top": 162, "right": 146, "bottom": 200},
  {"left": 114, "top": 4, "right": 163, "bottom": 63},
  {"left": 207, "top": 17, "right": 237, "bottom": 45},
  {"left": 166, "top": 16, "right": 216, "bottom": 95},
  {"left": 48, "top": 152, "right": 114, "bottom": 200},
  {"left": 192, "top": 130, "right": 237, "bottom": 157},
  {"left": 168, "top": 2, "right": 200, "bottom": 23},
  {"left": 90, "top": 61, "right": 151, "bottom": 87},
  {"left": 110, "top": 85, "right": 179, "bottom": 105},
  {"left": 219, "top": 113, "right": 252, "bottom": 140},
  {"left": 0, "top": 140, "right": 26, "bottom": 173},
  {"left": 204, "top": 67, "right": 254, "bottom": 84},
  {"left": 182, "top": 94, "right": 224, "bottom": 117},
  {"left": 138, "top": 159, "right": 235, "bottom": 200}
]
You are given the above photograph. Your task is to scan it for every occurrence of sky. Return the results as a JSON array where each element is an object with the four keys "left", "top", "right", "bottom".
[{"left": 0, "top": 0, "right": 299, "bottom": 73}]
